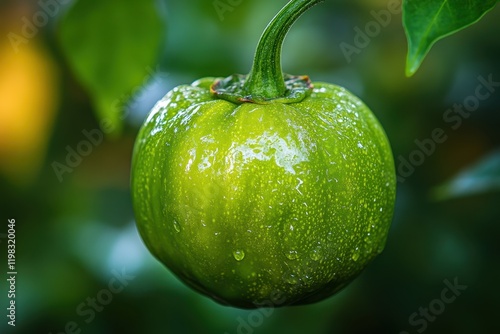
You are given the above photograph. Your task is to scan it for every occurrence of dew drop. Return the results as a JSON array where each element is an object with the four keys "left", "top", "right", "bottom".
[
  {"left": 310, "top": 248, "right": 322, "bottom": 261},
  {"left": 352, "top": 249, "right": 360, "bottom": 262},
  {"left": 285, "top": 274, "right": 299, "bottom": 285},
  {"left": 173, "top": 220, "right": 181, "bottom": 233},
  {"left": 233, "top": 250, "right": 245, "bottom": 261},
  {"left": 285, "top": 250, "right": 299, "bottom": 260}
]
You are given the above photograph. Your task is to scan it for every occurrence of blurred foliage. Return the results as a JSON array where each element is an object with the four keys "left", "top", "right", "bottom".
[
  {"left": 432, "top": 150, "right": 500, "bottom": 200},
  {"left": 0, "top": 0, "right": 499, "bottom": 334},
  {"left": 58, "top": 0, "right": 165, "bottom": 135}
]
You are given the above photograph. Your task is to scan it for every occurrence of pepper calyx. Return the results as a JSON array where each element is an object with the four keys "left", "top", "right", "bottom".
[{"left": 211, "top": 73, "right": 313, "bottom": 104}]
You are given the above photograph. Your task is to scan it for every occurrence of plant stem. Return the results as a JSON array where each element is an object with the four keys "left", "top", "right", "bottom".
[{"left": 243, "top": 0, "right": 324, "bottom": 99}]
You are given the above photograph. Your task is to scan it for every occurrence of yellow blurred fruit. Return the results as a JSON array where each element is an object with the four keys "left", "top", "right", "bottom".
[{"left": 0, "top": 38, "right": 59, "bottom": 185}]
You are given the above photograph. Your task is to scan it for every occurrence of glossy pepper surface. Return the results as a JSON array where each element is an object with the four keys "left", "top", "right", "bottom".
[{"left": 131, "top": 0, "right": 396, "bottom": 308}]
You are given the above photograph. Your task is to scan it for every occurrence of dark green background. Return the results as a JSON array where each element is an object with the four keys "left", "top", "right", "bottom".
[{"left": 1, "top": 0, "right": 499, "bottom": 333}]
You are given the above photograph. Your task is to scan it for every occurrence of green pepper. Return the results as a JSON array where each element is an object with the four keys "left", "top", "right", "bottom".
[{"left": 131, "top": 0, "right": 396, "bottom": 308}]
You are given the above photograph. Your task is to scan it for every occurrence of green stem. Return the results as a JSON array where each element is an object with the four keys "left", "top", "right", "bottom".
[
  {"left": 244, "top": 0, "right": 324, "bottom": 99},
  {"left": 210, "top": 0, "right": 323, "bottom": 104}
]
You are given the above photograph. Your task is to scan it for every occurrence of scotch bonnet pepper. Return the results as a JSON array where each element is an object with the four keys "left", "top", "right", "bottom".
[{"left": 131, "top": 0, "right": 396, "bottom": 308}]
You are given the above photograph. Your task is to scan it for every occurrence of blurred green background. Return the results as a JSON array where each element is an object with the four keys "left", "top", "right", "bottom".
[{"left": 1, "top": 0, "right": 499, "bottom": 333}]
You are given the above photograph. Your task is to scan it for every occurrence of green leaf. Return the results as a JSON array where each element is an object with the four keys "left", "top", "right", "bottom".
[
  {"left": 432, "top": 151, "right": 500, "bottom": 201},
  {"left": 58, "top": 0, "right": 165, "bottom": 135},
  {"left": 403, "top": 0, "right": 499, "bottom": 77}
]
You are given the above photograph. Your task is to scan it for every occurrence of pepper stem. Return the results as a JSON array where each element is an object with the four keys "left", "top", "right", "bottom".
[{"left": 244, "top": 0, "right": 323, "bottom": 99}]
